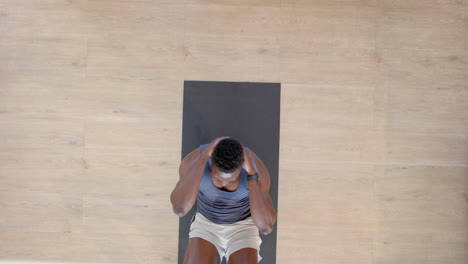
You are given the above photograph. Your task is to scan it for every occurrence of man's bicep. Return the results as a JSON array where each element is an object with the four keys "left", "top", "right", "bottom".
[{"left": 179, "top": 147, "right": 200, "bottom": 179}]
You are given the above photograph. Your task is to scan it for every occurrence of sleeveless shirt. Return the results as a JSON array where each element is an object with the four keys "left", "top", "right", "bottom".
[{"left": 196, "top": 143, "right": 251, "bottom": 224}]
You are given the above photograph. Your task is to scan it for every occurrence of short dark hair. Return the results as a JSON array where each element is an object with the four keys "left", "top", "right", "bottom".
[{"left": 212, "top": 138, "right": 244, "bottom": 173}]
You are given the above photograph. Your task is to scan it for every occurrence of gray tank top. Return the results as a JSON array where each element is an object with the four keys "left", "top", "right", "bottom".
[{"left": 196, "top": 143, "right": 251, "bottom": 224}]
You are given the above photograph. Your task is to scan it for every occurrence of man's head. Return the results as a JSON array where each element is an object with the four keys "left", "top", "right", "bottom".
[{"left": 211, "top": 138, "right": 244, "bottom": 186}]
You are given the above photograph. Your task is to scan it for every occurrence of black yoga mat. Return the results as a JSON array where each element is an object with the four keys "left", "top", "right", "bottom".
[{"left": 178, "top": 80, "right": 281, "bottom": 264}]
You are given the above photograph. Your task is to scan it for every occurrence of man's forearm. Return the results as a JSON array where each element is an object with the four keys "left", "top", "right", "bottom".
[
  {"left": 170, "top": 148, "right": 208, "bottom": 217},
  {"left": 248, "top": 180, "right": 277, "bottom": 235}
]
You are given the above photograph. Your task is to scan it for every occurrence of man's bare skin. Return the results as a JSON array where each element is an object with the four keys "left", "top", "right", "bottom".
[{"left": 170, "top": 136, "right": 277, "bottom": 264}]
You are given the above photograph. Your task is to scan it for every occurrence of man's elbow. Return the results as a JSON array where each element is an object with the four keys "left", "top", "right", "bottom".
[
  {"left": 261, "top": 214, "right": 277, "bottom": 235},
  {"left": 173, "top": 207, "right": 188, "bottom": 217},
  {"left": 170, "top": 191, "right": 191, "bottom": 217},
  {"left": 255, "top": 211, "right": 277, "bottom": 235},
  {"left": 170, "top": 199, "right": 186, "bottom": 217},
  {"left": 171, "top": 200, "right": 193, "bottom": 217},
  {"left": 259, "top": 219, "right": 275, "bottom": 235},
  {"left": 259, "top": 225, "right": 273, "bottom": 235}
]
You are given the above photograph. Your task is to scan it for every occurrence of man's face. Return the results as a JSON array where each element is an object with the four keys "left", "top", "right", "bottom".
[{"left": 212, "top": 165, "right": 242, "bottom": 187}]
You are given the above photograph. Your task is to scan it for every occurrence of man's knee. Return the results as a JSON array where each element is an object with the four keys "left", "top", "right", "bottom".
[
  {"left": 227, "top": 248, "right": 257, "bottom": 264},
  {"left": 184, "top": 237, "right": 220, "bottom": 264}
]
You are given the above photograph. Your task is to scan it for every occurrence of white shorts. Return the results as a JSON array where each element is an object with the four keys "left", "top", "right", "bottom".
[{"left": 188, "top": 212, "right": 263, "bottom": 263}]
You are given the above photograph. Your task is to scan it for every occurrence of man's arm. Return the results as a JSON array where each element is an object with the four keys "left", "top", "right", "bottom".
[
  {"left": 170, "top": 136, "right": 229, "bottom": 217},
  {"left": 170, "top": 147, "right": 208, "bottom": 217},
  {"left": 244, "top": 148, "right": 277, "bottom": 235}
]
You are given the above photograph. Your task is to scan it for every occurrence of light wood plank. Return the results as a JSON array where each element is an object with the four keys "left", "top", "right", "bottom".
[
  {"left": 387, "top": 133, "right": 468, "bottom": 166},
  {"left": 279, "top": 226, "right": 374, "bottom": 263},
  {"left": 280, "top": 4, "right": 378, "bottom": 50},
  {"left": 277, "top": 162, "right": 378, "bottom": 263},
  {"left": 183, "top": 4, "right": 280, "bottom": 82},
  {"left": 375, "top": 165, "right": 468, "bottom": 244},
  {"left": 427, "top": 242, "right": 468, "bottom": 264},
  {"left": 380, "top": 0, "right": 468, "bottom": 9},
  {"left": 0, "top": 192, "right": 82, "bottom": 233},
  {"left": 0, "top": 231, "right": 177, "bottom": 263},
  {"left": 81, "top": 147, "right": 179, "bottom": 197},
  {"left": 0, "top": 78, "right": 183, "bottom": 120},
  {"left": 278, "top": 162, "right": 377, "bottom": 229},
  {"left": 281, "top": 83, "right": 377, "bottom": 131},
  {"left": 84, "top": 2, "right": 185, "bottom": 80},
  {"left": 280, "top": 3, "right": 379, "bottom": 86},
  {"left": 0, "top": 0, "right": 88, "bottom": 38},
  {"left": 87, "top": 33, "right": 184, "bottom": 81},
  {"left": 186, "top": 0, "right": 280, "bottom": 6},
  {"left": 84, "top": 117, "right": 180, "bottom": 150},
  {"left": 0, "top": 115, "right": 85, "bottom": 152},
  {"left": 82, "top": 194, "right": 176, "bottom": 236},
  {"left": 376, "top": 5, "right": 468, "bottom": 50},
  {"left": 374, "top": 241, "right": 430, "bottom": 264},
  {"left": 280, "top": 127, "right": 386, "bottom": 164},
  {"left": 375, "top": 48, "right": 468, "bottom": 134},
  {"left": 0, "top": 36, "right": 87, "bottom": 79},
  {"left": 281, "top": 0, "right": 377, "bottom": 8},
  {"left": 0, "top": 150, "right": 84, "bottom": 195}
]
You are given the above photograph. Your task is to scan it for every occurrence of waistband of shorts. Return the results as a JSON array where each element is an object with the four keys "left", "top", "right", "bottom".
[{"left": 195, "top": 212, "right": 253, "bottom": 225}]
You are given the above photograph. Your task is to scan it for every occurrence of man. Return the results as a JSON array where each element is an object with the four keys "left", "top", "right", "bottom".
[{"left": 170, "top": 136, "right": 277, "bottom": 264}]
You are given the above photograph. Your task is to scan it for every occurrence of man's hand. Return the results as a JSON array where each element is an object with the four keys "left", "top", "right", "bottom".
[
  {"left": 206, "top": 136, "right": 230, "bottom": 157},
  {"left": 242, "top": 145, "right": 257, "bottom": 175}
]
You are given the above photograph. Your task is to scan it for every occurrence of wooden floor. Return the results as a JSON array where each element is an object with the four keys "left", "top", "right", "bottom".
[{"left": 0, "top": 0, "right": 467, "bottom": 263}]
